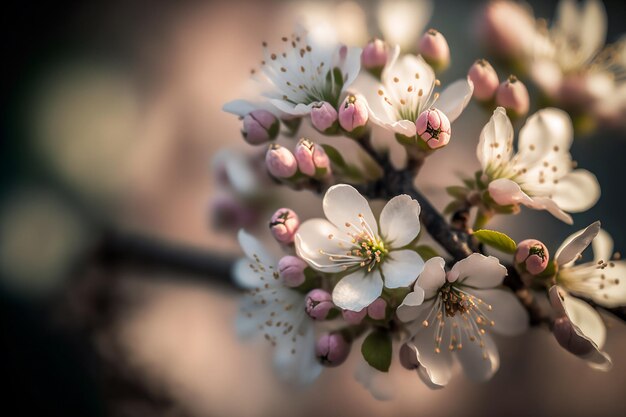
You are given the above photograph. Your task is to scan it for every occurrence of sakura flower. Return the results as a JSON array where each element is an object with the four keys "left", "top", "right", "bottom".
[
  {"left": 295, "top": 184, "right": 424, "bottom": 312},
  {"left": 478, "top": 107, "right": 600, "bottom": 224},
  {"left": 555, "top": 221, "right": 626, "bottom": 308},
  {"left": 397, "top": 255, "right": 529, "bottom": 387},
  {"left": 353, "top": 46, "right": 473, "bottom": 139},
  {"left": 226, "top": 28, "right": 361, "bottom": 118},
  {"left": 233, "top": 230, "right": 322, "bottom": 384}
]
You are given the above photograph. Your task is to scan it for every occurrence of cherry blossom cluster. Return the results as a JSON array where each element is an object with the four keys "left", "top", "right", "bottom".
[{"left": 219, "top": 1, "right": 625, "bottom": 400}]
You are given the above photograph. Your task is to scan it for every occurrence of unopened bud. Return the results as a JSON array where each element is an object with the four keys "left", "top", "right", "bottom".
[
  {"left": 415, "top": 108, "right": 451, "bottom": 149},
  {"left": 294, "top": 138, "right": 331, "bottom": 177},
  {"left": 418, "top": 29, "right": 450, "bottom": 71},
  {"left": 278, "top": 255, "right": 307, "bottom": 287},
  {"left": 315, "top": 332, "right": 351, "bottom": 367},
  {"left": 269, "top": 208, "right": 300, "bottom": 244},
  {"left": 242, "top": 110, "right": 279, "bottom": 145},
  {"left": 342, "top": 308, "right": 367, "bottom": 325},
  {"left": 468, "top": 59, "right": 499, "bottom": 101},
  {"left": 311, "top": 102, "right": 338, "bottom": 133},
  {"left": 265, "top": 144, "right": 297, "bottom": 178},
  {"left": 305, "top": 289, "right": 334, "bottom": 320},
  {"left": 367, "top": 297, "right": 387, "bottom": 320},
  {"left": 495, "top": 75, "right": 529, "bottom": 118},
  {"left": 515, "top": 239, "right": 549, "bottom": 275},
  {"left": 361, "top": 39, "right": 388, "bottom": 73},
  {"left": 338, "top": 94, "right": 369, "bottom": 133},
  {"left": 399, "top": 343, "right": 420, "bottom": 370}
]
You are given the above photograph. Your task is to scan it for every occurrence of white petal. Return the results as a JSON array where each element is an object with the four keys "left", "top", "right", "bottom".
[
  {"left": 488, "top": 178, "right": 573, "bottom": 224},
  {"left": 549, "top": 286, "right": 612, "bottom": 370},
  {"left": 269, "top": 99, "right": 316, "bottom": 116},
  {"left": 476, "top": 107, "right": 514, "bottom": 171},
  {"left": 516, "top": 108, "right": 573, "bottom": 168},
  {"left": 274, "top": 323, "right": 323, "bottom": 385},
  {"left": 382, "top": 250, "right": 424, "bottom": 288},
  {"left": 379, "top": 194, "right": 421, "bottom": 247},
  {"left": 412, "top": 321, "right": 454, "bottom": 387},
  {"left": 530, "top": 60, "right": 563, "bottom": 96},
  {"left": 237, "top": 229, "right": 276, "bottom": 267},
  {"left": 416, "top": 257, "right": 446, "bottom": 299},
  {"left": 592, "top": 229, "right": 614, "bottom": 263},
  {"left": 341, "top": 46, "right": 363, "bottom": 91},
  {"left": 377, "top": 1, "right": 433, "bottom": 50},
  {"left": 294, "top": 219, "right": 345, "bottom": 273},
  {"left": 456, "top": 332, "right": 499, "bottom": 382},
  {"left": 232, "top": 258, "right": 261, "bottom": 289},
  {"left": 436, "top": 78, "right": 474, "bottom": 123},
  {"left": 579, "top": 0, "right": 607, "bottom": 64},
  {"left": 397, "top": 287, "right": 426, "bottom": 322},
  {"left": 323, "top": 184, "right": 377, "bottom": 235},
  {"left": 453, "top": 253, "right": 507, "bottom": 288},
  {"left": 551, "top": 170, "right": 600, "bottom": 212},
  {"left": 333, "top": 269, "right": 383, "bottom": 311},
  {"left": 555, "top": 221, "right": 601, "bottom": 266},
  {"left": 586, "top": 261, "right": 626, "bottom": 307},
  {"left": 383, "top": 54, "right": 435, "bottom": 106},
  {"left": 469, "top": 289, "right": 529, "bottom": 336},
  {"left": 350, "top": 72, "right": 396, "bottom": 125},
  {"left": 222, "top": 99, "right": 257, "bottom": 116}
]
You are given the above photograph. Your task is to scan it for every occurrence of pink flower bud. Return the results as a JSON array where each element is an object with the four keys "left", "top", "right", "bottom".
[
  {"left": 418, "top": 29, "right": 450, "bottom": 71},
  {"left": 367, "top": 297, "right": 387, "bottom": 320},
  {"left": 468, "top": 59, "right": 499, "bottom": 101},
  {"left": 474, "top": 1, "right": 535, "bottom": 59},
  {"left": 361, "top": 39, "right": 388, "bottom": 71},
  {"left": 338, "top": 94, "right": 369, "bottom": 133},
  {"left": 269, "top": 208, "right": 299, "bottom": 244},
  {"left": 515, "top": 239, "right": 549, "bottom": 275},
  {"left": 278, "top": 255, "right": 307, "bottom": 287},
  {"left": 316, "top": 333, "right": 351, "bottom": 367},
  {"left": 342, "top": 308, "right": 367, "bottom": 325},
  {"left": 415, "top": 108, "right": 451, "bottom": 149},
  {"left": 495, "top": 75, "right": 529, "bottom": 118},
  {"left": 305, "top": 289, "right": 334, "bottom": 320},
  {"left": 265, "top": 144, "right": 297, "bottom": 178},
  {"left": 294, "top": 138, "right": 331, "bottom": 177},
  {"left": 310, "top": 102, "right": 338, "bottom": 133},
  {"left": 242, "top": 110, "right": 279, "bottom": 145},
  {"left": 210, "top": 195, "right": 258, "bottom": 230},
  {"left": 399, "top": 343, "right": 419, "bottom": 370}
]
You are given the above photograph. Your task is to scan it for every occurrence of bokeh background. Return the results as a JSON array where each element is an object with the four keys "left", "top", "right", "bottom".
[{"left": 2, "top": 0, "right": 626, "bottom": 416}]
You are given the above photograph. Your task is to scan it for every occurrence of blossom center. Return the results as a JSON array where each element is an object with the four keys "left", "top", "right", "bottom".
[{"left": 351, "top": 233, "right": 387, "bottom": 271}]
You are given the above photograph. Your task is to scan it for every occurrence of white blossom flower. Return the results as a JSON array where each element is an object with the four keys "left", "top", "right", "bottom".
[
  {"left": 353, "top": 47, "right": 473, "bottom": 138},
  {"left": 225, "top": 28, "right": 361, "bottom": 118},
  {"left": 295, "top": 184, "right": 424, "bottom": 312},
  {"left": 555, "top": 221, "right": 626, "bottom": 308},
  {"left": 529, "top": 0, "right": 626, "bottom": 116},
  {"left": 397, "top": 255, "right": 529, "bottom": 387},
  {"left": 377, "top": 0, "right": 433, "bottom": 51},
  {"left": 233, "top": 229, "right": 322, "bottom": 384},
  {"left": 478, "top": 107, "right": 600, "bottom": 224}
]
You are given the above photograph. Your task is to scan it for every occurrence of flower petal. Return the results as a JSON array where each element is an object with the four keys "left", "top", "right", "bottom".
[
  {"left": 416, "top": 257, "right": 446, "bottom": 299},
  {"left": 435, "top": 77, "right": 474, "bottom": 123},
  {"left": 551, "top": 170, "right": 600, "bottom": 212},
  {"left": 237, "top": 229, "right": 276, "bottom": 267},
  {"left": 341, "top": 46, "right": 363, "bottom": 91},
  {"left": 412, "top": 321, "right": 454, "bottom": 387},
  {"left": 323, "top": 184, "right": 377, "bottom": 236},
  {"left": 468, "top": 289, "right": 529, "bottom": 336},
  {"left": 379, "top": 194, "right": 421, "bottom": 247},
  {"left": 382, "top": 249, "right": 425, "bottom": 288},
  {"left": 516, "top": 108, "right": 573, "bottom": 168},
  {"left": 273, "top": 322, "right": 323, "bottom": 385},
  {"left": 549, "top": 286, "right": 612, "bottom": 371},
  {"left": 456, "top": 331, "right": 499, "bottom": 382},
  {"left": 332, "top": 269, "right": 383, "bottom": 311},
  {"left": 555, "top": 221, "right": 601, "bottom": 266},
  {"left": 294, "top": 219, "right": 346, "bottom": 273},
  {"left": 476, "top": 107, "right": 514, "bottom": 171},
  {"left": 397, "top": 287, "right": 426, "bottom": 322},
  {"left": 383, "top": 54, "right": 435, "bottom": 108},
  {"left": 232, "top": 258, "right": 262, "bottom": 289},
  {"left": 269, "top": 99, "right": 316, "bottom": 116},
  {"left": 354, "top": 355, "right": 395, "bottom": 400},
  {"left": 592, "top": 229, "right": 614, "bottom": 263},
  {"left": 453, "top": 253, "right": 507, "bottom": 288}
]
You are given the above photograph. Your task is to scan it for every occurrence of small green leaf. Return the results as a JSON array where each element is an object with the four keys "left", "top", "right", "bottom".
[
  {"left": 446, "top": 186, "right": 468, "bottom": 200},
  {"left": 443, "top": 200, "right": 463, "bottom": 215},
  {"left": 361, "top": 329, "right": 392, "bottom": 372},
  {"left": 462, "top": 178, "right": 476, "bottom": 189},
  {"left": 415, "top": 245, "right": 440, "bottom": 261},
  {"left": 473, "top": 229, "right": 517, "bottom": 254},
  {"left": 321, "top": 144, "right": 347, "bottom": 168}
]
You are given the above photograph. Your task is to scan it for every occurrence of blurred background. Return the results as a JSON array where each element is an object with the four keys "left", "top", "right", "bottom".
[{"left": 2, "top": 0, "right": 626, "bottom": 416}]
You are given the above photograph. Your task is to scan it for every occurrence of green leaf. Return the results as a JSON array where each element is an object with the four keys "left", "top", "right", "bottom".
[
  {"left": 415, "top": 245, "right": 440, "bottom": 261},
  {"left": 443, "top": 200, "right": 463, "bottom": 215},
  {"left": 321, "top": 144, "right": 347, "bottom": 168},
  {"left": 462, "top": 178, "right": 476, "bottom": 189},
  {"left": 473, "top": 229, "right": 517, "bottom": 254},
  {"left": 361, "top": 330, "right": 392, "bottom": 372},
  {"left": 446, "top": 186, "right": 468, "bottom": 200}
]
